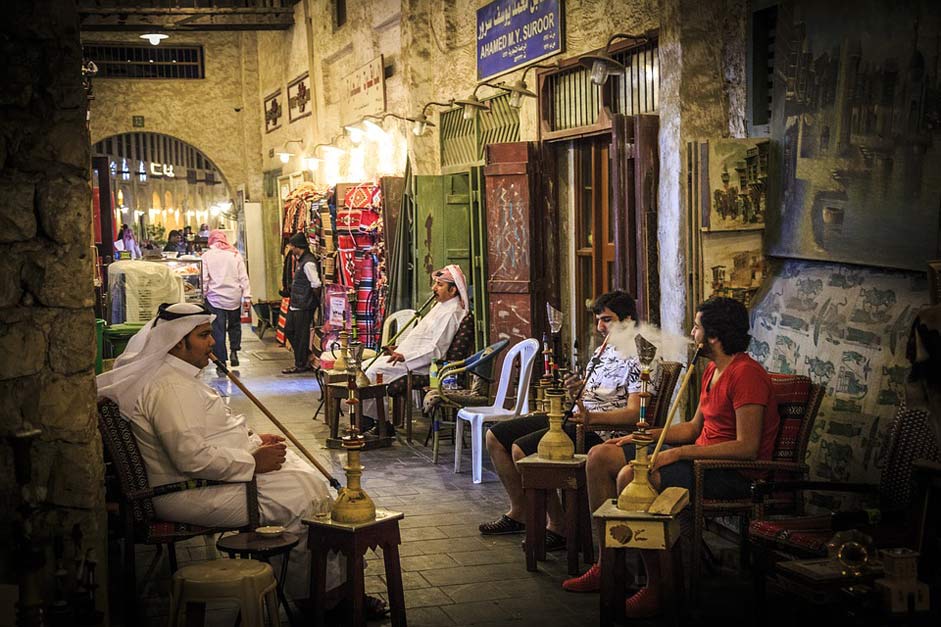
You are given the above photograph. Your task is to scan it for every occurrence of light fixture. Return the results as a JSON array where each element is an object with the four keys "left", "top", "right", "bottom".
[
  {"left": 361, "top": 119, "right": 386, "bottom": 141},
  {"left": 140, "top": 33, "right": 169, "bottom": 46},
  {"left": 276, "top": 138, "right": 304, "bottom": 164},
  {"left": 455, "top": 85, "right": 495, "bottom": 121},
  {"left": 578, "top": 33, "right": 647, "bottom": 86},
  {"left": 302, "top": 156, "right": 321, "bottom": 171},
  {"left": 344, "top": 124, "right": 364, "bottom": 144},
  {"left": 496, "top": 62, "right": 558, "bottom": 108}
]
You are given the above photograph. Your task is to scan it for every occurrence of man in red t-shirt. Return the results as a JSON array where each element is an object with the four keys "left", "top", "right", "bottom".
[{"left": 564, "top": 297, "right": 779, "bottom": 618}]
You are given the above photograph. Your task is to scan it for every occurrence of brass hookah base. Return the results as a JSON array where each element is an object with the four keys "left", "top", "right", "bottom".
[
  {"left": 331, "top": 428, "right": 377, "bottom": 524},
  {"left": 617, "top": 431, "right": 659, "bottom": 512},
  {"left": 536, "top": 388, "right": 574, "bottom": 461}
]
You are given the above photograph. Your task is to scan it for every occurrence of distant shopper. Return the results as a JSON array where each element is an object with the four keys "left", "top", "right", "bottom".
[
  {"left": 164, "top": 230, "right": 186, "bottom": 255},
  {"left": 202, "top": 230, "right": 251, "bottom": 374},
  {"left": 282, "top": 232, "right": 320, "bottom": 374},
  {"left": 115, "top": 224, "right": 142, "bottom": 259},
  {"left": 198, "top": 223, "right": 211, "bottom": 238}
]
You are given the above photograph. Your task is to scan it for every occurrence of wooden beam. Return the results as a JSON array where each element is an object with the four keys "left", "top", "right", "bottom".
[{"left": 79, "top": 8, "right": 295, "bottom": 31}]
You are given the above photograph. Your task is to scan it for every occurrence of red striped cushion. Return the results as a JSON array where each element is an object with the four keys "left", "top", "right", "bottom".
[
  {"left": 769, "top": 375, "right": 812, "bottom": 462},
  {"left": 749, "top": 519, "right": 829, "bottom": 554}
]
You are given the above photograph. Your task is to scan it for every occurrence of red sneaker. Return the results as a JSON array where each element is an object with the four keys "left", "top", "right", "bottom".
[
  {"left": 624, "top": 586, "right": 660, "bottom": 619},
  {"left": 562, "top": 563, "right": 601, "bottom": 592}
]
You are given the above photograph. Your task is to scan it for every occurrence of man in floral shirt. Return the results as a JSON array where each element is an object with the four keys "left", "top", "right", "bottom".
[{"left": 477, "top": 291, "right": 657, "bottom": 551}]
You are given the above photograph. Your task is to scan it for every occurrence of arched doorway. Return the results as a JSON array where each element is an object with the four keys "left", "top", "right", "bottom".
[{"left": 92, "top": 132, "right": 234, "bottom": 246}]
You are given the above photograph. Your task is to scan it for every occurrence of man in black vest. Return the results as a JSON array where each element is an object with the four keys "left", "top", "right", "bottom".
[{"left": 282, "top": 232, "right": 321, "bottom": 374}]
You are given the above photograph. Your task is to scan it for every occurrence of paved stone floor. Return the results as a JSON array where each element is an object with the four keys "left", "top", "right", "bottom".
[{"left": 122, "top": 329, "right": 762, "bottom": 626}]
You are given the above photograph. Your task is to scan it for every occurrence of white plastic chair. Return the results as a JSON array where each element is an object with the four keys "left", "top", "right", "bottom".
[
  {"left": 381, "top": 308, "right": 417, "bottom": 346},
  {"left": 454, "top": 338, "right": 540, "bottom": 484}
]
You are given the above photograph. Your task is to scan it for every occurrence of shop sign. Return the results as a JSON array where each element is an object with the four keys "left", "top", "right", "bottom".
[
  {"left": 476, "top": 0, "right": 563, "bottom": 81},
  {"left": 343, "top": 55, "right": 385, "bottom": 123},
  {"left": 149, "top": 162, "right": 176, "bottom": 178}
]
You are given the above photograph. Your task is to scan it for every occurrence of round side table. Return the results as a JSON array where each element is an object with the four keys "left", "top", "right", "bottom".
[{"left": 216, "top": 531, "right": 300, "bottom": 626}]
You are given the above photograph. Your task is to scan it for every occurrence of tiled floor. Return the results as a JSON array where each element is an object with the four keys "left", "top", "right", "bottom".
[{"left": 120, "top": 330, "right": 760, "bottom": 626}]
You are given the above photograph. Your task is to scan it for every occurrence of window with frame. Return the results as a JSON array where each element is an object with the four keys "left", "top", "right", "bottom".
[
  {"left": 83, "top": 43, "right": 205, "bottom": 79},
  {"left": 334, "top": 0, "right": 347, "bottom": 29},
  {"left": 749, "top": 4, "right": 778, "bottom": 132},
  {"left": 573, "top": 138, "right": 615, "bottom": 356}
]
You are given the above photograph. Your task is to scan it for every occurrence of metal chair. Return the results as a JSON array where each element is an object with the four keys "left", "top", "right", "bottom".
[
  {"left": 98, "top": 398, "right": 260, "bottom": 622},
  {"left": 454, "top": 338, "right": 541, "bottom": 484}
]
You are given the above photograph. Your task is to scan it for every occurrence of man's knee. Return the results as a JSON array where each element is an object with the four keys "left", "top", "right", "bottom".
[
  {"left": 511, "top": 443, "right": 526, "bottom": 463},
  {"left": 485, "top": 429, "right": 501, "bottom": 453},
  {"left": 616, "top": 464, "right": 635, "bottom": 492},
  {"left": 587, "top": 443, "right": 625, "bottom": 478}
]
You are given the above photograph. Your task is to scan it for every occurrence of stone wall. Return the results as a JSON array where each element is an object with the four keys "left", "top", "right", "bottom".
[{"left": 0, "top": 0, "right": 104, "bottom": 613}]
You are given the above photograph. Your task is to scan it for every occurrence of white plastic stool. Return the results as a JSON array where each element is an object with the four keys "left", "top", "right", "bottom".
[{"left": 168, "top": 558, "right": 280, "bottom": 627}]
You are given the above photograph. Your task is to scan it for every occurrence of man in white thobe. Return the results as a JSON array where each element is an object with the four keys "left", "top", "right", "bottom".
[
  {"left": 96, "top": 302, "right": 342, "bottom": 596},
  {"left": 359, "top": 265, "right": 469, "bottom": 430}
]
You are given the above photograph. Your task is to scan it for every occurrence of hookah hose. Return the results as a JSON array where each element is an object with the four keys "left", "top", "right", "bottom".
[
  {"left": 364, "top": 292, "right": 436, "bottom": 370},
  {"left": 561, "top": 336, "right": 609, "bottom": 428}
]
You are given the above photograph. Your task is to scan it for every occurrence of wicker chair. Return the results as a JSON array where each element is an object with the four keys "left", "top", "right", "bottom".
[
  {"left": 386, "top": 312, "right": 477, "bottom": 442},
  {"left": 574, "top": 361, "right": 683, "bottom": 454},
  {"left": 688, "top": 374, "right": 824, "bottom": 600},
  {"left": 747, "top": 402, "right": 941, "bottom": 617},
  {"left": 98, "top": 399, "right": 260, "bottom": 621}
]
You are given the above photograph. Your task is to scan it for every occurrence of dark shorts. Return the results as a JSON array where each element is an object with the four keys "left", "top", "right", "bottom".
[
  {"left": 620, "top": 443, "right": 752, "bottom": 500},
  {"left": 490, "top": 414, "right": 604, "bottom": 457}
]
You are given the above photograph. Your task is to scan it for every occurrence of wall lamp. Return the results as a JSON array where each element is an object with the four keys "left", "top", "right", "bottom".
[
  {"left": 409, "top": 101, "right": 453, "bottom": 136},
  {"left": 140, "top": 33, "right": 169, "bottom": 46},
  {"left": 455, "top": 83, "right": 501, "bottom": 121},
  {"left": 496, "top": 62, "right": 558, "bottom": 108},
  {"left": 276, "top": 138, "right": 304, "bottom": 163},
  {"left": 578, "top": 33, "right": 648, "bottom": 86}
]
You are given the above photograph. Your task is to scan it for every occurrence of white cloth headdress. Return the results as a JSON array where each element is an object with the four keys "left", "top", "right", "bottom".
[
  {"left": 434, "top": 264, "right": 469, "bottom": 311},
  {"left": 96, "top": 303, "right": 215, "bottom": 418}
]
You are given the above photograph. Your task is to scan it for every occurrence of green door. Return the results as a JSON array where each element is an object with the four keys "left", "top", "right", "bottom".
[{"left": 413, "top": 170, "right": 488, "bottom": 349}]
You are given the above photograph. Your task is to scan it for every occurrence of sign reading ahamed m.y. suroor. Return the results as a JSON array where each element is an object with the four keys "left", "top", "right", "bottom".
[{"left": 477, "top": 0, "right": 563, "bottom": 81}]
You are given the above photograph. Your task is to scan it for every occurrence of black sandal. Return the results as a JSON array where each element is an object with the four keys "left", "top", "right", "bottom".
[
  {"left": 364, "top": 594, "right": 388, "bottom": 621},
  {"left": 478, "top": 514, "right": 526, "bottom": 535},
  {"left": 520, "top": 529, "right": 567, "bottom": 552},
  {"left": 281, "top": 366, "right": 312, "bottom": 374}
]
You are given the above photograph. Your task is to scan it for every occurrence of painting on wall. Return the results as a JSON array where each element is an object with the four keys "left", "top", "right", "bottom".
[
  {"left": 702, "top": 230, "right": 766, "bottom": 304},
  {"left": 264, "top": 90, "right": 282, "bottom": 134},
  {"left": 701, "top": 139, "right": 769, "bottom": 231},
  {"left": 748, "top": 259, "right": 930, "bottom": 494},
  {"left": 287, "top": 73, "right": 311, "bottom": 122},
  {"left": 766, "top": 0, "right": 941, "bottom": 271}
]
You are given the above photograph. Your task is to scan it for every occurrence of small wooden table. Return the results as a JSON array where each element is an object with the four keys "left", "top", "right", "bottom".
[
  {"left": 304, "top": 509, "right": 406, "bottom": 627},
  {"left": 313, "top": 369, "right": 345, "bottom": 421},
  {"left": 324, "top": 381, "right": 392, "bottom": 449},
  {"left": 216, "top": 531, "right": 301, "bottom": 626},
  {"left": 516, "top": 453, "right": 594, "bottom": 575},
  {"left": 594, "top": 500, "right": 685, "bottom": 627}
]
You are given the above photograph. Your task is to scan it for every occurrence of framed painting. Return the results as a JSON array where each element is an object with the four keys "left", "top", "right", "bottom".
[
  {"left": 264, "top": 89, "right": 282, "bottom": 134},
  {"left": 287, "top": 73, "right": 312, "bottom": 122},
  {"left": 700, "top": 139, "right": 769, "bottom": 232}
]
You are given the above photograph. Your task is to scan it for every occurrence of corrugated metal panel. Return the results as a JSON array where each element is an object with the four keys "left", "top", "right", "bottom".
[{"left": 440, "top": 93, "right": 520, "bottom": 169}]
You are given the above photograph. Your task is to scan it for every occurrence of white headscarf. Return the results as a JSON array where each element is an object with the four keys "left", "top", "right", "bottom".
[
  {"left": 435, "top": 264, "right": 469, "bottom": 312},
  {"left": 96, "top": 303, "right": 215, "bottom": 418}
]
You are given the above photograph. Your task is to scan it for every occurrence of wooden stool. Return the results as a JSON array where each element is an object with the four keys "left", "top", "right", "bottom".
[
  {"left": 517, "top": 453, "right": 594, "bottom": 575},
  {"left": 594, "top": 500, "right": 685, "bottom": 627},
  {"left": 325, "top": 381, "right": 391, "bottom": 449},
  {"left": 305, "top": 509, "right": 406, "bottom": 627},
  {"left": 216, "top": 531, "right": 300, "bottom": 626},
  {"left": 168, "top": 559, "right": 280, "bottom": 627}
]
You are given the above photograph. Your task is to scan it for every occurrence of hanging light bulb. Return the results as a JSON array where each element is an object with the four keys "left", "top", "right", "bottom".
[
  {"left": 577, "top": 33, "right": 646, "bottom": 87},
  {"left": 277, "top": 151, "right": 292, "bottom": 164},
  {"left": 345, "top": 124, "right": 364, "bottom": 144},
  {"left": 303, "top": 156, "right": 321, "bottom": 172},
  {"left": 140, "top": 33, "right": 169, "bottom": 46},
  {"left": 362, "top": 119, "right": 387, "bottom": 142}
]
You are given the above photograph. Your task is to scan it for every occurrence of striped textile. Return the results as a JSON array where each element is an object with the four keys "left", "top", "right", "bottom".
[
  {"left": 275, "top": 297, "right": 289, "bottom": 345},
  {"left": 769, "top": 374, "right": 813, "bottom": 462}
]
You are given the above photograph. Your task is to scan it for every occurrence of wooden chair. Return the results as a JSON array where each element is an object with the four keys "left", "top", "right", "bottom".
[
  {"left": 386, "top": 312, "right": 477, "bottom": 442},
  {"left": 98, "top": 398, "right": 260, "bottom": 622},
  {"left": 574, "top": 361, "right": 683, "bottom": 454},
  {"left": 689, "top": 374, "right": 824, "bottom": 599},
  {"left": 747, "top": 402, "right": 941, "bottom": 618}
]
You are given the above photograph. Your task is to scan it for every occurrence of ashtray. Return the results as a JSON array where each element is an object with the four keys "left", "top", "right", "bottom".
[{"left": 255, "top": 525, "right": 286, "bottom": 537}]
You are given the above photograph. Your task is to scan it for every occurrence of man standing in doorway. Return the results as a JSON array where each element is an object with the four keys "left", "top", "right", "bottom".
[
  {"left": 282, "top": 232, "right": 321, "bottom": 374},
  {"left": 201, "top": 229, "right": 251, "bottom": 375}
]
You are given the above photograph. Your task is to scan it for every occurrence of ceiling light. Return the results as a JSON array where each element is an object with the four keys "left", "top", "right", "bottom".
[
  {"left": 577, "top": 33, "right": 647, "bottom": 86},
  {"left": 140, "top": 33, "right": 169, "bottom": 46}
]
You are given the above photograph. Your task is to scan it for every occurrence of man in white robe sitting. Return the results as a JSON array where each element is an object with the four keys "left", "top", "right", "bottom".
[
  {"left": 95, "top": 302, "right": 351, "bottom": 603},
  {"left": 360, "top": 265, "right": 469, "bottom": 435}
]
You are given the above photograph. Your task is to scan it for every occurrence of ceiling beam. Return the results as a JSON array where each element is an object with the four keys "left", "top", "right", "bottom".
[{"left": 79, "top": 7, "right": 296, "bottom": 31}]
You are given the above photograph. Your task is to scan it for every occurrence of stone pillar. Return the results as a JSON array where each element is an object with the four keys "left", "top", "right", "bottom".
[
  {"left": 0, "top": 0, "right": 105, "bottom": 617},
  {"left": 657, "top": 0, "right": 747, "bottom": 343}
]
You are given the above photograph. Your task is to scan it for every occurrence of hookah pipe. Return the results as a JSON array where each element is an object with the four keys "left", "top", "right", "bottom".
[
  {"left": 649, "top": 343, "right": 704, "bottom": 464},
  {"left": 363, "top": 292, "right": 436, "bottom": 370},
  {"left": 211, "top": 355, "right": 342, "bottom": 491},
  {"left": 561, "top": 336, "right": 609, "bottom": 427}
]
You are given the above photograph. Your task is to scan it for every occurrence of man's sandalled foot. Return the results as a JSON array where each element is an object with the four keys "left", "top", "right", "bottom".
[{"left": 230, "top": 351, "right": 239, "bottom": 366}]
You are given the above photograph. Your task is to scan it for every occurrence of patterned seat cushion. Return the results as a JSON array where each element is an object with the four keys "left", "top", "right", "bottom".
[
  {"left": 769, "top": 374, "right": 813, "bottom": 463},
  {"left": 748, "top": 519, "right": 830, "bottom": 554},
  {"left": 146, "top": 521, "right": 220, "bottom": 542}
]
